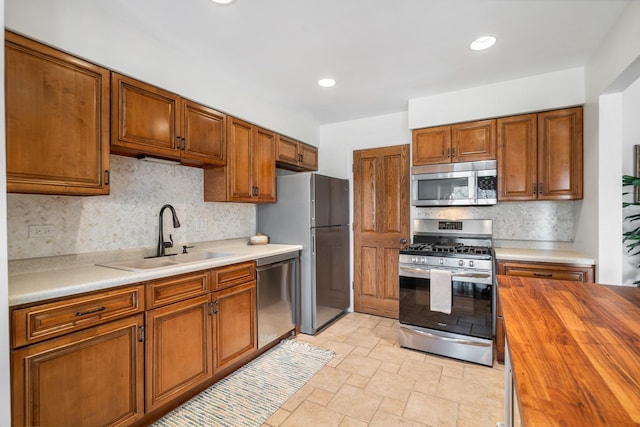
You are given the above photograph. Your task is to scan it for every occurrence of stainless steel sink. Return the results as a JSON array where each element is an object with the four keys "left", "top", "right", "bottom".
[{"left": 96, "top": 251, "right": 234, "bottom": 272}]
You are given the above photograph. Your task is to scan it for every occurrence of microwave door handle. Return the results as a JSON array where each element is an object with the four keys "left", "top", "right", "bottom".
[{"left": 470, "top": 173, "right": 477, "bottom": 203}]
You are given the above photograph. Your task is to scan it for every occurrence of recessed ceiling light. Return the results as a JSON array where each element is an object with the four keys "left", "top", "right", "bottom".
[
  {"left": 470, "top": 36, "right": 497, "bottom": 51},
  {"left": 317, "top": 78, "right": 336, "bottom": 88},
  {"left": 210, "top": 0, "right": 235, "bottom": 4}
]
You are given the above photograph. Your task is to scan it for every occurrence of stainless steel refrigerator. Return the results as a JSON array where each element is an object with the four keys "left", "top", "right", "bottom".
[{"left": 257, "top": 173, "right": 350, "bottom": 334}]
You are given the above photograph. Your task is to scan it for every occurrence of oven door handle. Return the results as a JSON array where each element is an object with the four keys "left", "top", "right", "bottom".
[
  {"left": 399, "top": 266, "right": 491, "bottom": 280},
  {"left": 401, "top": 326, "right": 491, "bottom": 347}
]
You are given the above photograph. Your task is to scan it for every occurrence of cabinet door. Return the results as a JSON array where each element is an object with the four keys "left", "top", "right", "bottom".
[
  {"left": 111, "top": 72, "right": 181, "bottom": 160},
  {"left": 181, "top": 99, "right": 227, "bottom": 167},
  {"left": 451, "top": 119, "right": 496, "bottom": 162},
  {"left": 252, "top": 127, "right": 277, "bottom": 203},
  {"left": 11, "top": 315, "right": 144, "bottom": 427},
  {"left": 213, "top": 281, "right": 257, "bottom": 372},
  {"left": 275, "top": 135, "right": 300, "bottom": 165},
  {"left": 497, "top": 114, "right": 538, "bottom": 201},
  {"left": 5, "top": 31, "right": 110, "bottom": 195},
  {"left": 412, "top": 125, "right": 451, "bottom": 165},
  {"left": 299, "top": 142, "right": 318, "bottom": 171},
  {"left": 145, "top": 295, "right": 213, "bottom": 411},
  {"left": 537, "top": 107, "right": 583, "bottom": 200},
  {"left": 227, "top": 117, "right": 254, "bottom": 201}
]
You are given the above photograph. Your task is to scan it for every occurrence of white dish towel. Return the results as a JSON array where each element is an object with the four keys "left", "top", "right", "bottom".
[{"left": 430, "top": 269, "right": 452, "bottom": 314}]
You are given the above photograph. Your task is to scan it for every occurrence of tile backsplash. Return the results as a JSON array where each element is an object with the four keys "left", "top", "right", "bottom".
[
  {"left": 412, "top": 200, "right": 575, "bottom": 246},
  {"left": 7, "top": 155, "right": 256, "bottom": 260}
]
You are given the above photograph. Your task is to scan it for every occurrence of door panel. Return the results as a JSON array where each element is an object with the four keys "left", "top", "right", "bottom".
[
  {"left": 314, "top": 225, "right": 350, "bottom": 327},
  {"left": 497, "top": 114, "right": 537, "bottom": 200},
  {"left": 354, "top": 145, "right": 410, "bottom": 319},
  {"left": 313, "top": 174, "right": 349, "bottom": 227}
]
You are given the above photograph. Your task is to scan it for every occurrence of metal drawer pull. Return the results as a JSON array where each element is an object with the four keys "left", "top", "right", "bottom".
[
  {"left": 404, "top": 327, "right": 490, "bottom": 347},
  {"left": 75, "top": 306, "right": 106, "bottom": 317},
  {"left": 533, "top": 273, "right": 553, "bottom": 278}
]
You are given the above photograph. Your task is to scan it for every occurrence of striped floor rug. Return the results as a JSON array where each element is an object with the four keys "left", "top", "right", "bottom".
[{"left": 152, "top": 339, "right": 335, "bottom": 427}]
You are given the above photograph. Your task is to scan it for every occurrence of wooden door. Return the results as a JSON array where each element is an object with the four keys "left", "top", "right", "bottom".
[
  {"left": 252, "top": 127, "right": 277, "bottom": 203},
  {"left": 353, "top": 145, "right": 410, "bottom": 318},
  {"left": 181, "top": 99, "right": 227, "bottom": 167},
  {"left": 213, "top": 281, "right": 257, "bottom": 371},
  {"left": 111, "top": 72, "right": 181, "bottom": 160},
  {"left": 5, "top": 31, "right": 110, "bottom": 195},
  {"left": 537, "top": 107, "right": 583, "bottom": 200},
  {"left": 227, "top": 117, "right": 254, "bottom": 201},
  {"left": 412, "top": 126, "right": 451, "bottom": 165},
  {"left": 451, "top": 119, "right": 497, "bottom": 162},
  {"left": 497, "top": 114, "right": 538, "bottom": 201},
  {"left": 145, "top": 295, "right": 213, "bottom": 411},
  {"left": 11, "top": 315, "right": 144, "bottom": 427}
]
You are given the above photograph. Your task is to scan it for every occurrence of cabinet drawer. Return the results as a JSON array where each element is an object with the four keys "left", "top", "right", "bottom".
[
  {"left": 147, "top": 270, "right": 210, "bottom": 309},
  {"left": 497, "top": 261, "right": 595, "bottom": 283},
  {"left": 11, "top": 284, "right": 145, "bottom": 349},
  {"left": 212, "top": 261, "right": 256, "bottom": 291}
]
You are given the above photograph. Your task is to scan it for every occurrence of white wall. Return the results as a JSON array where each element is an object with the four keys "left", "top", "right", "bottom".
[
  {"left": 408, "top": 68, "right": 585, "bottom": 129},
  {"left": 1, "top": 1, "right": 12, "bottom": 423},
  {"left": 4, "top": 0, "right": 319, "bottom": 146},
  {"left": 622, "top": 77, "right": 640, "bottom": 284},
  {"left": 579, "top": 1, "right": 640, "bottom": 284}
]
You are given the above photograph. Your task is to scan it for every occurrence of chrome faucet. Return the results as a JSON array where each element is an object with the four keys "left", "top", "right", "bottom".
[{"left": 157, "top": 204, "right": 181, "bottom": 257}]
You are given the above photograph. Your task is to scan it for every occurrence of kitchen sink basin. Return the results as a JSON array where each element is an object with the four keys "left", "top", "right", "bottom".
[
  {"left": 96, "top": 251, "right": 234, "bottom": 272},
  {"left": 172, "top": 251, "right": 233, "bottom": 263}
]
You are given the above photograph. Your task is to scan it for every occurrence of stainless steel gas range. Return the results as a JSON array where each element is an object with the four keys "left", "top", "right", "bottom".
[{"left": 399, "top": 219, "right": 494, "bottom": 366}]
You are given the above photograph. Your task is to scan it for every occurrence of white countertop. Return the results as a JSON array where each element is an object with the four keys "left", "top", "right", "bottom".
[
  {"left": 9, "top": 239, "right": 302, "bottom": 307},
  {"left": 494, "top": 247, "right": 595, "bottom": 265}
]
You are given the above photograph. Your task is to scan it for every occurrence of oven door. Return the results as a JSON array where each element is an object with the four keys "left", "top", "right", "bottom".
[
  {"left": 411, "top": 170, "right": 475, "bottom": 206},
  {"left": 399, "top": 274, "right": 492, "bottom": 340}
]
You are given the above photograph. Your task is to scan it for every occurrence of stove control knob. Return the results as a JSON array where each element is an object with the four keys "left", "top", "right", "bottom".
[
  {"left": 439, "top": 258, "right": 444, "bottom": 265},
  {"left": 469, "top": 260, "right": 475, "bottom": 267},
  {"left": 411, "top": 256, "right": 417, "bottom": 263},
  {"left": 458, "top": 259, "right": 464, "bottom": 267},
  {"left": 421, "top": 257, "right": 427, "bottom": 264}
]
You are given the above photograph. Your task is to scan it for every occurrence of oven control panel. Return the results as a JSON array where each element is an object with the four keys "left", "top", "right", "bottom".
[{"left": 401, "top": 254, "right": 493, "bottom": 271}]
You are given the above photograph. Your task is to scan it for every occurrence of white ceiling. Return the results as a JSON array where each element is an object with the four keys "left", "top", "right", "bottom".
[{"left": 9, "top": 0, "right": 633, "bottom": 125}]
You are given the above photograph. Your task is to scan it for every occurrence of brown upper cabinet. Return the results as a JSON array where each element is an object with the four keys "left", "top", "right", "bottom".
[
  {"left": 204, "top": 117, "right": 276, "bottom": 203},
  {"left": 497, "top": 107, "right": 583, "bottom": 201},
  {"left": 412, "top": 119, "right": 496, "bottom": 166},
  {"left": 276, "top": 135, "right": 318, "bottom": 171},
  {"left": 5, "top": 31, "right": 111, "bottom": 195},
  {"left": 111, "top": 73, "right": 226, "bottom": 167}
]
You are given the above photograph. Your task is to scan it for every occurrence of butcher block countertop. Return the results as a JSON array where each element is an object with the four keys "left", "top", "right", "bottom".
[{"left": 497, "top": 275, "right": 640, "bottom": 426}]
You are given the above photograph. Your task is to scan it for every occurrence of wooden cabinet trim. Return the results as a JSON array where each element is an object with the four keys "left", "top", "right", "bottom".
[
  {"left": 11, "top": 284, "right": 145, "bottom": 349},
  {"left": 146, "top": 270, "right": 210, "bottom": 309}
]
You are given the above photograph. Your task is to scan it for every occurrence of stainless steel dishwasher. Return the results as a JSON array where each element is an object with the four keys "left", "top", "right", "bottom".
[{"left": 256, "top": 252, "right": 299, "bottom": 349}]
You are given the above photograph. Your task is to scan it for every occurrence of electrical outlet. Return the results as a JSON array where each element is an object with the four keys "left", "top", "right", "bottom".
[
  {"left": 29, "top": 225, "right": 55, "bottom": 238},
  {"left": 195, "top": 218, "right": 207, "bottom": 232}
]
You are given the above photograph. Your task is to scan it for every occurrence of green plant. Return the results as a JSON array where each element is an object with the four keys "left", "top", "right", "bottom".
[{"left": 622, "top": 175, "right": 640, "bottom": 286}]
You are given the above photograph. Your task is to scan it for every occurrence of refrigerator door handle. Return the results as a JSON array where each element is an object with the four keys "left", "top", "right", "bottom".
[{"left": 312, "top": 234, "right": 316, "bottom": 255}]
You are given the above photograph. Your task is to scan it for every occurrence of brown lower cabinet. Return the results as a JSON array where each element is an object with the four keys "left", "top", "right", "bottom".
[
  {"left": 495, "top": 260, "right": 596, "bottom": 363},
  {"left": 11, "top": 315, "right": 145, "bottom": 427},
  {"left": 10, "top": 261, "right": 263, "bottom": 426}
]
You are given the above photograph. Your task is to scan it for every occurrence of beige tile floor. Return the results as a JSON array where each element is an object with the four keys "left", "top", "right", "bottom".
[{"left": 264, "top": 312, "right": 506, "bottom": 427}]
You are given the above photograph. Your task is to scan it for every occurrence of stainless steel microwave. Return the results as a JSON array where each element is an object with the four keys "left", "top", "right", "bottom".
[{"left": 411, "top": 160, "right": 497, "bottom": 206}]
